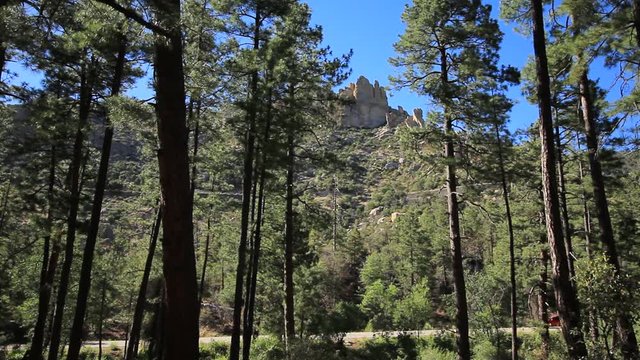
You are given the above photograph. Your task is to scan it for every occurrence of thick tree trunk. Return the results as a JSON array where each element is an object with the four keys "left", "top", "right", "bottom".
[
  {"left": 151, "top": 0, "right": 200, "bottom": 357},
  {"left": 25, "top": 146, "right": 56, "bottom": 360},
  {"left": 495, "top": 125, "right": 518, "bottom": 360},
  {"left": 440, "top": 48, "right": 469, "bottom": 360},
  {"left": 531, "top": 0, "right": 587, "bottom": 357},
  {"left": 230, "top": 5, "right": 261, "bottom": 359},
  {"left": 47, "top": 61, "right": 95, "bottom": 360},
  {"left": 283, "top": 131, "right": 296, "bottom": 355},
  {"left": 578, "top": 70, "right": 639, "bottom": 358},
  {"left": 125, "top": 207, "right": 162, "bottom": 360},
  {"left": 67, "top": 37, "right": 127, "bottom": 360}
]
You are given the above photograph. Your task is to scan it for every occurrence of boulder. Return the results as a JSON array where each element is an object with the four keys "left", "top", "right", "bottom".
[
  {"left": 384, "top": 161, "right": 399, "bottom": 170},
  {"left": 391, "top": 212, "right": 404, "bottom": 223},
  {"left": 369, "top": 206, "right": 384, "bottom": 216}
]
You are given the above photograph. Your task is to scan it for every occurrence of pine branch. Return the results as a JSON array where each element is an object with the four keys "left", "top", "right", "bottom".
[{"left": 92, "top": 0, "right": 172, "bottom": 38}]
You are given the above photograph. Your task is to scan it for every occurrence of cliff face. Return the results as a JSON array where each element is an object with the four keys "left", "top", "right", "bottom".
[{"left": 338, "top": 76, "right": 424, "bottom": 129}]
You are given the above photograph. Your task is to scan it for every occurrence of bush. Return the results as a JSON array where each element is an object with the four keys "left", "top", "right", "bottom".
[
  {"left": 199, "top": 341, "right": 228, "bottom": 360},
  {"left": 250, "top": 336, "right": 285, "bottom": 360},
  {"left": 357, "top": 334, "right": 418, "bottom": 360}
]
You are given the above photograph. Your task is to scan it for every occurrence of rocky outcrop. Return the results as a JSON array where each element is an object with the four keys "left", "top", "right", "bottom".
[
  {"left": 339, "top": 76, "right": 389, "bottom": 128},
  {"left": 338, "top": 76, "right": 424, "bottom": 129}
]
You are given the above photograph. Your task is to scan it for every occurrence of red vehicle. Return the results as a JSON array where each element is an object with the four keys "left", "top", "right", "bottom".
[{"left": 548, "top": 313, "right": 561, "bottom": 327}]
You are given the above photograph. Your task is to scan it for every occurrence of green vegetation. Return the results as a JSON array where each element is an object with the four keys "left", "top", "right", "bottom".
[{"left": 1, "top": 0, "right": 639, "bottom": 359}]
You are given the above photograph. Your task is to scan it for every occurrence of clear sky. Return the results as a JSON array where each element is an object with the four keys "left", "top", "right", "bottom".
[
  {"left": 304, "top": 0, "right": 540, "bottom": 131},
  {"left": 6, "top": 0, "right": 624, "bottom": 133}
]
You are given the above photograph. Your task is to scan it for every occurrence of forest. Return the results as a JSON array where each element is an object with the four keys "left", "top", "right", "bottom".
[{"left": 0, "top": 0, "right": 639, "bottom": 359}]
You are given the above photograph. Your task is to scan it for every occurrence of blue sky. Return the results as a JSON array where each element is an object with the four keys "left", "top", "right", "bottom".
[
  {"left": 305, "top": 0, "right": 631, "bottom": 133},
  {"left": 305, "top": 0, "right": 540, "bottom": 131},
  {"left": 7, "top": 0, "right": 624, "bottom": 133}
]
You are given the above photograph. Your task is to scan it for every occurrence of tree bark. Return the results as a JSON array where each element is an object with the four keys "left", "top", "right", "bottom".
[
  {"left": 531, "top": 0, "right": 588, "bottom": 357},
  {"left": 47, "top": 60, "right": 96, "bottom": 360},
  {"left": 230, "top": 4, "right": 261, "bottom": 359},
  {"left": 151, "top": 0, "right": 200, "bottom": 357},
  {"left": 578, "top": 70, "right": 639, "bottom": 358},
  {"left": 125, "top": 207, "right": 162, "bottom": 360},
  {"left": 440, "top": 47, "right": 470, "bottom": 360},
  {"left": 26, "top": 146, "right": 57, "bottom": 360},
  {"left": 494, "top": 125, "right": 518, "bottom": 360},
  {"left": 283, "top": 130, "right": 296, "bottom": 355}
]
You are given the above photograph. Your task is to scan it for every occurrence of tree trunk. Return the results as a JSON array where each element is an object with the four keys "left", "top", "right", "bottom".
[
  {"left": 578, "top": 155, "right": 600, "bottom": 343},
  {"left": 578, "top": 70, "right": 639, "bottom": 358},
  {"left": 151, "top": 0, "right": 200, "bottom": 357},
  {"left": 242, "top": 92, "right": 273, "bottom": 360},
  {"left": 539, "top": 248, "right": 550, "bottom": 360},
  {"left": 554, "top": 122, "right": 575, "bottom": 279},
  {"left": 530, "top": 0, "right": 587, "bottom": 357},
  {"left": 47, "top": 60, "right": 96, "bottom": 360},
  {"left": 198, "top": 216, "right": 211, "bottom": 309},
  {"left": 190, "top": 100, "right": 201, "bottom": 203},
  {"left": 230, "top": 5, "right": 261, "bottom": 359},
  {"left": 26, "top": 146, "right": 56, "bottom": 360},
  {"left": 283, "top": 130, "right": 296, "bottom": 355},
  {"left": 67, "top": 36, "right": 127, "bottom": 360},
  {"left": 125, "top": 207, "right": 162, "bottom": 360},
  {"left": 98, "top": 281, "right": 106, "bottom": 360},
  {"left": 440, "top": 47, "right": 470, "bottom": 360},
  {"left": 494, "top": 125, "right": 518, "bottom": 360},
  {"left": 332, "top": 177, "right": 338, "bottom": 252}
]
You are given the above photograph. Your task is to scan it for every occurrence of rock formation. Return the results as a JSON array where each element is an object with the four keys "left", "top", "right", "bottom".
[{"left": 338, "top": 76, "right": 424, "bottom": 129}]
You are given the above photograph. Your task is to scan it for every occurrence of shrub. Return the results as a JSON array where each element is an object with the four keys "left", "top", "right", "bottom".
[{"left": 199, "top": 341, "right": 228, "bottom": 360}]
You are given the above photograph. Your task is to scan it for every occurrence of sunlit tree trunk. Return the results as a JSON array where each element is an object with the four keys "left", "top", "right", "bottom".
[
  {"left": 578, "top": 70, "right": 639, "bottom": 358},
  {"left": 530, "top": 0, "right": 587, "bottom": 356}
]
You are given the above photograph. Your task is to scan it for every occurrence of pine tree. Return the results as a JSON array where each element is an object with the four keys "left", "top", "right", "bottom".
[
  {"left": 529, "top": 0, "right": 587, "bottom": 356},
  {"left": 391, "top": 1, "right": 505, "bottom": 357}
]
